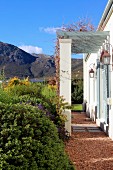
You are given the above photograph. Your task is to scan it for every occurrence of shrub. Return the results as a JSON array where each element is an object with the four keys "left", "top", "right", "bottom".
[
  {"left": 5, "top": 83, "right": 67, "bottom": 126},
  {"left": 0, "top": 86, "right": 24, "bottom": 105},
  {"left": 0, "top": 103, "right": 74, "bottom": 170},
  {"left": 3, "top": 77, "right": 30, "bottom": 90},
  {"left": 1, "top": 81, "right": 71, "bottom": 141}
]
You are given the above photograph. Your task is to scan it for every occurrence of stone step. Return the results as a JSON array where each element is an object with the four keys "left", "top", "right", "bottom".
[{"left": 72, "top": 124, "right": 102, "bottom": 132}]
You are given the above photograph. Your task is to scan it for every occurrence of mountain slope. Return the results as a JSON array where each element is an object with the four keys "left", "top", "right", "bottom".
[
  {"left": 31, "top": 54, "right": 55, "bottom": 78},
  {"left": 0, "top": 42, "right": 36, "bottom": 64},
  {"left": 0, "top": 42, "right": 83, "bottom": 79},
  {"left": 0, "top": 42, "right": 36, "bottom": 78}
]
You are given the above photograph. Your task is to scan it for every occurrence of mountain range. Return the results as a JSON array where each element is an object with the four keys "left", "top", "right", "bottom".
[{"left": 0, "top": 42, "right": 83, "bottom": 80}]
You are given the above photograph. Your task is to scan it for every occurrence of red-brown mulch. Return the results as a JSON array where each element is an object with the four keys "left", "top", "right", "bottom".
[
  {"left": 65, "top": 112, "right": 113, "bottom": 170},
  {"left": 71, "top": 112, "right": 95, "bottom": 124}
]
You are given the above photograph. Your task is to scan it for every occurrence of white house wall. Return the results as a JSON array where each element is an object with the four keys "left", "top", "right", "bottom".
[
  {"left": 84, "top": 53, "right": 98, "bottom": 121},
  {"left": 103, "top": 12, "right": 113, "bottom": 139},
  {"left": 85, "top": 8, "right": 113, "bottom": 139}
]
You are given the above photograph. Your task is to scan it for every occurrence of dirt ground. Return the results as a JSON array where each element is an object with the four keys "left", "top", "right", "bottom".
[{"left": 65, "top": 112, "right": 113, "bottom": 170}]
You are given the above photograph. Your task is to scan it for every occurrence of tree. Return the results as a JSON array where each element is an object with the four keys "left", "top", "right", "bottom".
[{"left": 71, "top": 79, "right": 83, "bottom": 104}]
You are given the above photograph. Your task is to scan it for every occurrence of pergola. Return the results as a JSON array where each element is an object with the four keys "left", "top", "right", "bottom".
[
  {"left": 57, "top": 30, "right": 109, "bottom": 135},
  {"left": 57, "top": 31, "right": 109, "bottom": 53}
]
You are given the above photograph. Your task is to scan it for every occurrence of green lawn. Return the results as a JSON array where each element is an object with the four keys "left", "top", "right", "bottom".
[{"left": 71, "top": 104, "right": 82, "bottom": 111}]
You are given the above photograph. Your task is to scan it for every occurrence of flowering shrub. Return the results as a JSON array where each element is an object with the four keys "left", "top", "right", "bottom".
[
  {"left": 0, "top": 80, "right": 71, "bottom": 141},
  {"left": 3, "top": 77, "right": 30, "bottom": 90}
]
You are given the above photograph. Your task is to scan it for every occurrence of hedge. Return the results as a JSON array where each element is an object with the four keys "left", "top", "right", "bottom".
[{"left": 0, "top": 102, "right": 74, "bottom": 170}]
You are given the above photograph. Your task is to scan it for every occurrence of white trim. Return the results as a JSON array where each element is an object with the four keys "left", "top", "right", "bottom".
[
  {"left": 98, "top": 0, "right": 113, "bottom": 30},
  {"left": 59, "top": 39, "right": 72, "bottom": 44}
]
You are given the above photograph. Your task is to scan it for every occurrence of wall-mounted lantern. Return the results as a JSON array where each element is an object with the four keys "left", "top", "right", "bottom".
[
  {"left": 89, "top": 68, "right": 94, "bottom": 78},
  {"left": 100, "top": 50, "right": 110, "bottom": 65}
]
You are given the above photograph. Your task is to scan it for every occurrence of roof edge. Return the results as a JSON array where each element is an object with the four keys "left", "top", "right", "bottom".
[{"left": 98, "top": 0, "right": 113, "bottom": 30}]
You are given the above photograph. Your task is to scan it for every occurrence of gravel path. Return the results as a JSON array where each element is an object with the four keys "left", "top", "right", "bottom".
[{"left": 65, "top": 112, "right": 113, "bottom": 170}]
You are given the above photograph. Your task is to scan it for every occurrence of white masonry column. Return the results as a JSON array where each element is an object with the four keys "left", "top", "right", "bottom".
[{"left": 59, "top": 39, "right": 72, "bottom": 135}]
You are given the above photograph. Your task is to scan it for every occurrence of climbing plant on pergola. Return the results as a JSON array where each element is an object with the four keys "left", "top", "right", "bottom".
[{"left": 54, "top": 18, "right": 95, "bottom": 96}]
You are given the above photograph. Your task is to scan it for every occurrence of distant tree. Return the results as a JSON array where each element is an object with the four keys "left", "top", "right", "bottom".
[
  {"left": 71, "top": 79, "right": 83, "bottom": 104},
  {"left": 0, "top": 67, "right": 5, "bottom": 81}
]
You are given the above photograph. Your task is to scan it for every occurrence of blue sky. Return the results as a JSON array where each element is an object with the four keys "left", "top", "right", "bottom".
[{"left": 0, "top": 0, "right": 108, "bottom": 56}]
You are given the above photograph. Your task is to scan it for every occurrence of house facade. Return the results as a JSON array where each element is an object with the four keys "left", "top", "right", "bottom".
[
  {"left": 84, "top": 0, "right": 113, "bottom": 139},
  {"left": 57, "top": 0, "right": 113, "bottom": 138}
]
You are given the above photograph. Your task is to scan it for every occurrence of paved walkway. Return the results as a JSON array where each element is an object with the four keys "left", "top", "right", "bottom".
[{"left": 65, "top": 112, "right": 113, "bottom": 170}]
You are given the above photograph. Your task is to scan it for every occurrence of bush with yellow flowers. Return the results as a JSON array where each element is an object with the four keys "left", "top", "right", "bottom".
[{"left": 3, "top": 77, "right": 30, "bottom": 91}]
